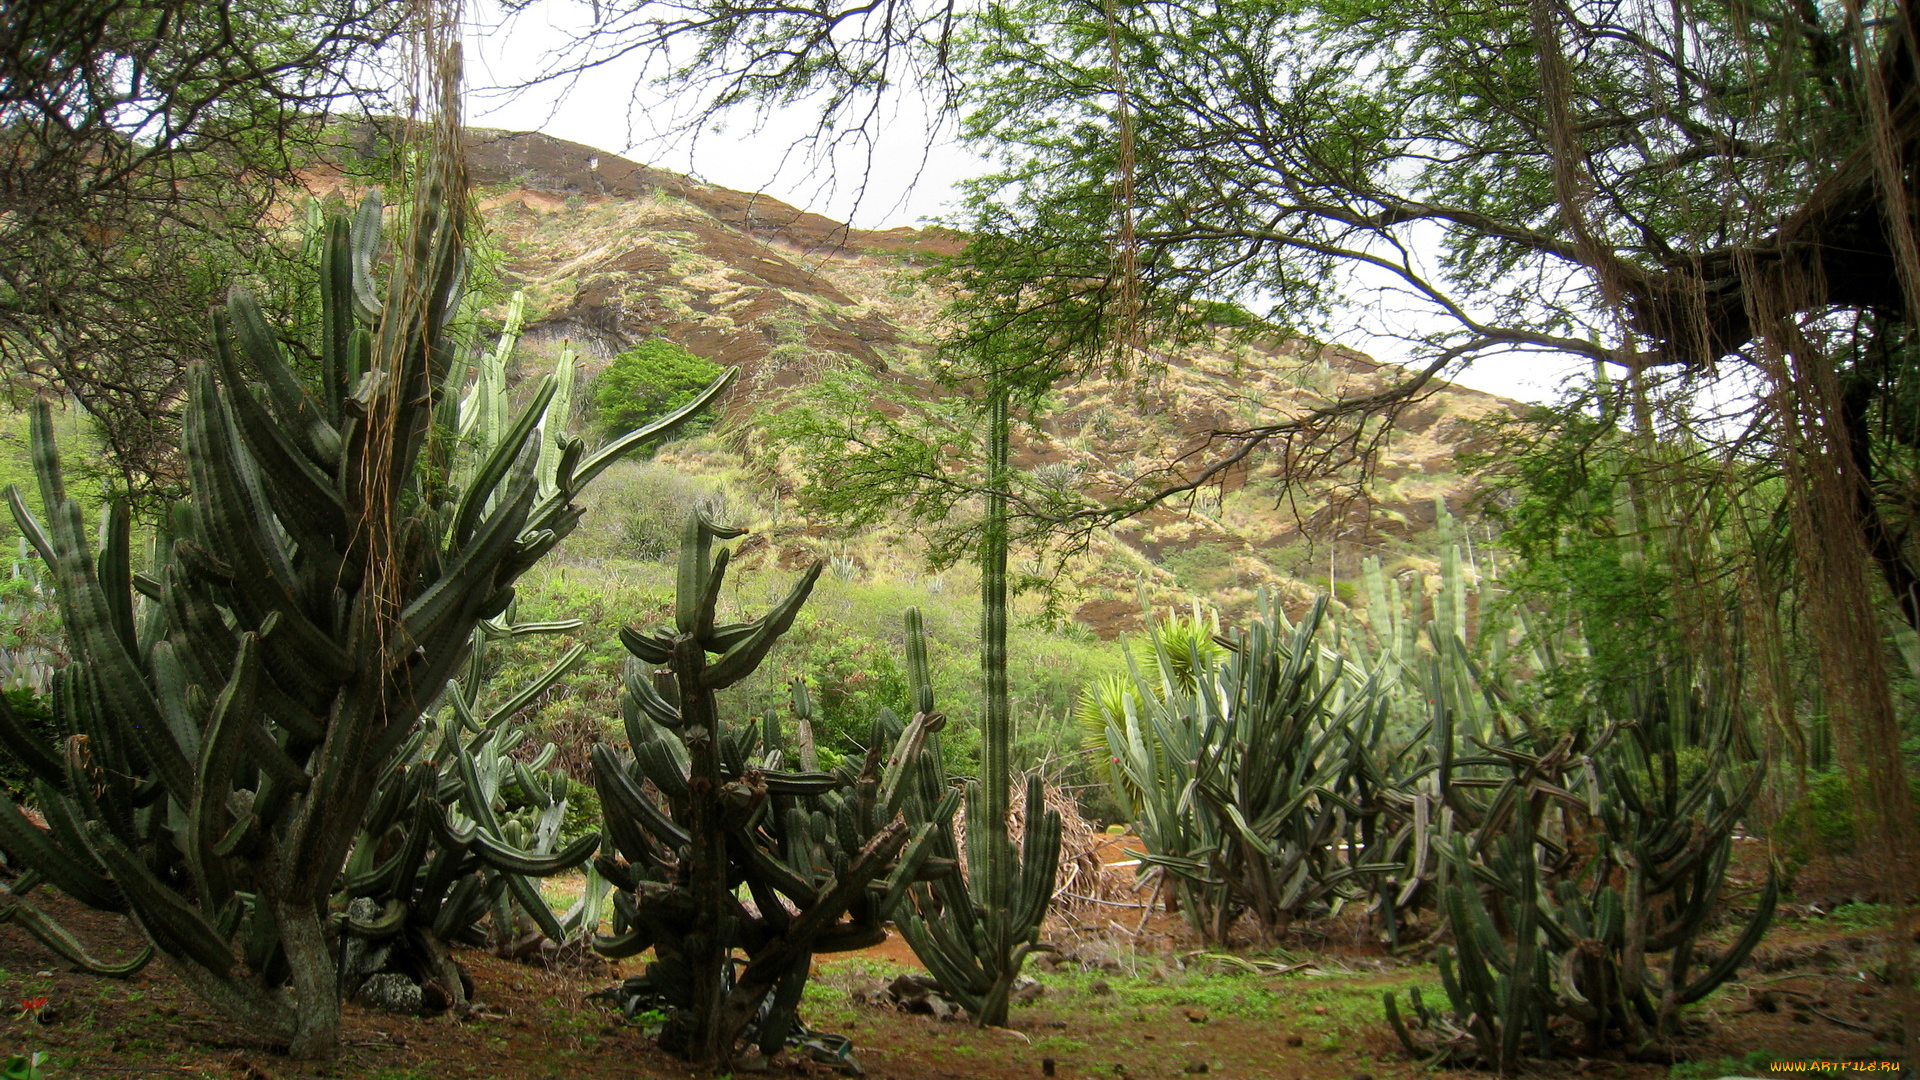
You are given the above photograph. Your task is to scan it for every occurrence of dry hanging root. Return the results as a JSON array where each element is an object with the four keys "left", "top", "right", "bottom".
[{"left": 948, "top": 773, "right": 1153, "bottom": 930}]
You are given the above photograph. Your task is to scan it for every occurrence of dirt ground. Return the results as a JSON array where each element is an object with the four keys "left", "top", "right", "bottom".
[{"left": 0, "top": 883, "right": 1908, "bottom": 1080}]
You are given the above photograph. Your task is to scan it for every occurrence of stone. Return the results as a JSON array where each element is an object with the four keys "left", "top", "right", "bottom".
[{"left": 356, "top": 972, "right": 424, "bottom": 1015}]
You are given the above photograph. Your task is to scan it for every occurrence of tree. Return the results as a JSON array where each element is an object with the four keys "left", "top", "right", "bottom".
[
  {"left": 592, "top": 338, "right": 723, "bottom": 442},
  {"left": 0, "top": 0, "right": 407, "bottom": 498},
  {"left": 942, "top": 0, "right": 1920, "bottom": 1051}
]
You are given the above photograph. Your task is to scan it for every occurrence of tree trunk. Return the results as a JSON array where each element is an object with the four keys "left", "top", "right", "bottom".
[{"left": 276, "top": 896, "right": 340, "bottom": 1059}]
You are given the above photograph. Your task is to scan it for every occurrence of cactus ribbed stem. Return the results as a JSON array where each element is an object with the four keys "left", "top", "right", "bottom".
[{"left": 981, "top": 386, "right": 1012, "bottom": 901}]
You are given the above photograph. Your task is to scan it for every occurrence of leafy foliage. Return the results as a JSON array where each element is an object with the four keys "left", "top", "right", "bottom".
[
  {"left": 0, "top": 0, "right": 407, "bottom": 499},
  {"left": 593, "top": 339, "right": 724, "bottom": 445}
]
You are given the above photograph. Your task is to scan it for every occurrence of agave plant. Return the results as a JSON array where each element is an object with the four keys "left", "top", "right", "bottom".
[{"left": 0, "top": 187, "right": 730, "bottom": 1057}]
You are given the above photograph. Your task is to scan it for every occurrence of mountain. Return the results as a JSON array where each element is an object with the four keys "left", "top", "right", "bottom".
[{"left": 320, "top": 129, "right": 1516, "bottom": 637}]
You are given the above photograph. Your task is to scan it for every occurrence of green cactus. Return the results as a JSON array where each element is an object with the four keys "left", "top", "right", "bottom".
[
  {"left": 335, "top": 612, "right": 600, "bottom": 1011},
  {"left": 1089, "top": 591, "right": 1399, "bottom": 944},
  {"left": 332, "top": 287, "right": 604, "bottom": 1006},
  {"left": 892, "top": 380, "right": 1061, "bottom": 1030},
  {"left": 0, "top": 190, "right": 729, "bottom": 1057},
  {"left": 1383, "top": 643, "right": 1776, "bottom": 1069},
  {"left": 590, "top": 513, "right": 951, "bottom": 1070}
]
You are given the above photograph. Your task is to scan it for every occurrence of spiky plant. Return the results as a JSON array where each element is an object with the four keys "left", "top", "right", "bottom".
[
  {"left": 590, "top": 512, "right": 953, "bottom": 1070},
  {"left": 1095, "top": 593, "right": 1398, "bottom": 943},
  {"left": 336, "top": 614, "right": 601, "bottom": 1013},
  {"left": 1384, "top": 646, "right": 1776, "bottom": 1070},
  {"left": 0, "top": 189, "right": 730, "bottom": 1057},
  {"left": 893, "top": 387, "right": 1062, "bottom": 1028}
]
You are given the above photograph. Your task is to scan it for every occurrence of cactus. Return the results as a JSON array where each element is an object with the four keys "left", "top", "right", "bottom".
[
  {"left": 332, "top": 288, "right": 604, "bottom": 1008},
  {"left": 1383, "top": 643, "right": 1776, "bottom": 1068},
  {"left": 590, "top": 513, "right": 952, "bottom": 1070},
  {"left": 0, "top": 190, "right": 729, "bottom": 1057},
  {"left": 335, "top": 614, "right": 601, "bottom": 1011},
  {"left": 1090, "top": 591, "right": 1398, "bottom": 943},
  {"left": 893, "top": 387, "right": 1062, "bottom": 1028}
]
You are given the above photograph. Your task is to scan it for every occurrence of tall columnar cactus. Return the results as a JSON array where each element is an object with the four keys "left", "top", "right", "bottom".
[
  {"left": 894, "top": 384, "right": 1062, "bottom": 1027},
  {"left": 0, "top": 190, "right": 731, "bottom": 1057},
  {"left": 590, "top": 512, "right": 952, "bottom": 1070},
  {"left": 1383, "top": 645, "right": 1776, "bottom": 1069}
]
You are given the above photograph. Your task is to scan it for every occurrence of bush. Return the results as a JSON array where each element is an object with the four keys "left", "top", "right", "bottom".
[
  {"left": 592, "top": 339, "right": 724, "bottom": 444},
  {"left": 0, "top": 687, "right": 54, "bottom": 803},
  {"left": 1770, "top": 768, "right": 1874, "bottom": 857}
]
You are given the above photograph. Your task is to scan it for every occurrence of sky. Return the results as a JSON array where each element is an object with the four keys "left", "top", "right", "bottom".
[{"left": 460, "top": 5, "right": 1587, "bottom": 404}]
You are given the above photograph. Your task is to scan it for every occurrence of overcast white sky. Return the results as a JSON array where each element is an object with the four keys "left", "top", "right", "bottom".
[{"left": 460, "top": 6, "right": 1586, "bottom": 403}]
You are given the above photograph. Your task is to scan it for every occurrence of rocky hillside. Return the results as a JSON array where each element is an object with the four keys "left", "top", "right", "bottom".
[{"left": 321, "top": 129, "right": 1515, "bottom": 637}]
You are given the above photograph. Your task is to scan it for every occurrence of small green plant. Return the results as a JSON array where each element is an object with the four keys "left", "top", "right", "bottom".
[
  {"left": 1668, "top": 1050, "right": 1777, "bottom": 1080},
  {"left": 593, "top": 339, "right": 725, "bottom": 443},
  {"left": 0, "top": 1052, "right": 42, "bottom": 1080},
  {"left": 1825, "top": 901, "right": 1893, "bottom": 930}
]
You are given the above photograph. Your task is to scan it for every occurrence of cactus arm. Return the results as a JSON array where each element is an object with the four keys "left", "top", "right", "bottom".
[
  {"left": 94, "top": 496, "right": 137, "bottom": 658},
  {"left": 5, "top": 485, "right": 55, "bottom": 571},
  {"left": 210, "top": 314, "right": 347, "bottom": 539},
  {"left": 85, "top": 822, "right": 234, "bottom": 976},
  {"left": 450, "top": 375, "right": 556, "bottom": 549},
  {"left": 572, "top": 367, "right": 740, "bottom": 491},
  {"left": 703, "top": 563, "right": 824, "bottom": 690},
  {"left": 0, "top": 895, "right": 152, "bottom": 977},
  {"left": 674, "top": 511, "right": 744, "bottom": 634},
  {"left": 44, "top": 505, "right": 195, "bottom": 804},
  {"left": 469, "top": 830, "right": 601, "bottom": 877},
  {"left": 223, "top": 288, "right": 334, "bottom": 462},
  {"left": 593, "top": 745, "right": 689, "bottom": 852},
  {"left": 536, "top": 342, "right": 574, "bottom": 498},
  {"left": 398, "top": 472, "right": 537, "bottom": 647},
  {"left": 731, "top": 815, "right": 911, "bottom": 993},
  {"left": 480, "top": 643, "right": 587, "bottom": 729},
  {"left": 0, "top": 792, "right": 120, "bottom": 911}
]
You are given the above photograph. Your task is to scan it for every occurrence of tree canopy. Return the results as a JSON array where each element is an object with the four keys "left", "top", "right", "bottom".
[{"left": 0, "top": 0, "right": 406, "bottom": 496}]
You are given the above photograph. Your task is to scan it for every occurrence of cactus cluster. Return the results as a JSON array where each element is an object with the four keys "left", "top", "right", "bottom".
[
  {"left": 1088, "top": 592, "right": 1402, "bottom": 943},
  {"left": 0, "top": 189, "right": 728, "bottom": 1057},
  {"left": 328, "top": 285, "right": 606, "bottom": 1008},
  {"left": 336, "top": 615, "right": 602, "bottom": 1011},
  {"left": 894, "top": 604, "right": 1060, "bottom": 1026},
  {"left": 1383, "top": 648, "right": 1775, "bottom": 1069},
  {"left": 589, "top": 512, "right": 953, "bottom": 1070}
]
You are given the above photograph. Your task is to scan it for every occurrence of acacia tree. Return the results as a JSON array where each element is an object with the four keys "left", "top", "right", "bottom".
[{"left": 0, "top": 0, "right": 407, "bottom": 498}]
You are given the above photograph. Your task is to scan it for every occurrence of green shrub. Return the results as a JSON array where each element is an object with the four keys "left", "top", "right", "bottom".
[
  {"left": 592, "top": 338, "right": 724, "bottom": 444},
  {"left": 0, "top": 687, "right": 55, "bottom": 803},
  {"left": 1769, "top": 767, "right": 1920, "bottom": 857},
  {"left": 581, "top": 460, "right": 730, "bottom": 562}
]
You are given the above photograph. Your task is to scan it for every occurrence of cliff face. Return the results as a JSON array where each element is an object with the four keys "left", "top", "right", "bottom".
[{"left": 391, "top": 129, "right": 1512, "bottom": 635}]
